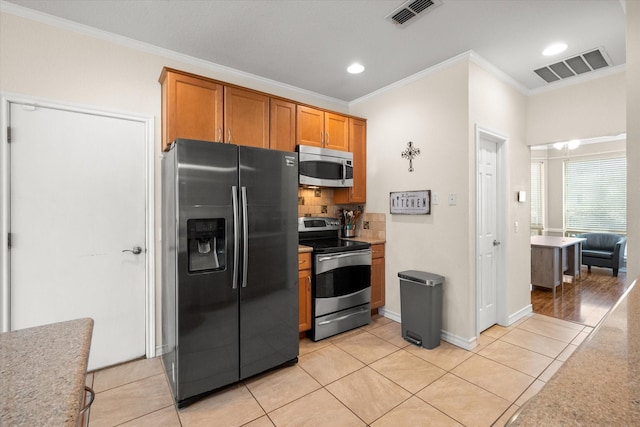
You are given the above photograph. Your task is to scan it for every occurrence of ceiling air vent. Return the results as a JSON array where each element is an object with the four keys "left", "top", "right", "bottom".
[
  {"left": 534, "top": 48, "right": 611, "bottom": 84},
  {"left": 386, "top": 0, "right": 442, "bottom": 27}
]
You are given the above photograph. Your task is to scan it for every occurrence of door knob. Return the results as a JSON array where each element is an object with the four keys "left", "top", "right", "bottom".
[
  {"left": 493, "top": 240, "right": 501, "bottom": 246},
  {"left": 122, "top": 246, "right": 142, "bottom": 255}
]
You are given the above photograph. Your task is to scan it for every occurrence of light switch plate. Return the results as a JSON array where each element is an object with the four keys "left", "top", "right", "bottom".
[
  {"left": 432, "top": 192, "right": 439, "bottom": 205},
  {"left": 448, "top": 193, "right": 456, "bottom": 206}
]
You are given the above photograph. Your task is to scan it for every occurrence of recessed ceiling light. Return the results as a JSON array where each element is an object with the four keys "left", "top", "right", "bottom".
[
  {"left": 542, "top": 43, "right": 568, "bottom": 56},
  {"left": 347, "top": 63, "right": 365, "bottom": 74}
]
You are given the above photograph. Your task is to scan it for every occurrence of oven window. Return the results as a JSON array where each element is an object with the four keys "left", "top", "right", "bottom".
[{"left": 315, "top": 264, "right": 370, "bottom": 298}]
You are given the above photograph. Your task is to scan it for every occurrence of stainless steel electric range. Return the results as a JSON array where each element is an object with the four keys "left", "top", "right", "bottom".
[{"left": 298, "top": 217, "right": 372, "bottom": 341}]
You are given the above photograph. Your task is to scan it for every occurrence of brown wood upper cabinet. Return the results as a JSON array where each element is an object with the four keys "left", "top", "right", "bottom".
[
  {"left": 334, "top": 118, "right": 367, "bottom": 203},
  {"left": 160, "top": 68, "right": 223, "bottom": 151},
  {"left": 224, "top": 87, "right": 269, "bottom": 149},
  {"left": 296, "top": 105, "right": 349, "bottom": 151},
  {"left": 270, "top": 98, "right": 296, "bottom": 152}
]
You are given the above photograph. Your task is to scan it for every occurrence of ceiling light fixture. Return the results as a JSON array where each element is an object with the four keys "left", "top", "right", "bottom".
[
  {"left": 542, "top": 43, "right": 568, "bottom": 56},
  {"left": 347, "top": 63, "right": 365, "bottom": 74},
  {"left": 552, "top": 139, "right": 581, "bottom": 151},
  {"left": 567, "top": 139, "right": 581, "bottom": 150}
]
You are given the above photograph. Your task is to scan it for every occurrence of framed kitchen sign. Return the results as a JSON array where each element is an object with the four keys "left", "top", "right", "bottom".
[{"left": 390, "top": 190, "right": 431, "bottom": 215}]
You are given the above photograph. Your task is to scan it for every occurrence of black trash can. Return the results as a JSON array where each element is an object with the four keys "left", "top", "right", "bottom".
[{"left": 398, "top": 270, "right": 444, "bottom": 349}]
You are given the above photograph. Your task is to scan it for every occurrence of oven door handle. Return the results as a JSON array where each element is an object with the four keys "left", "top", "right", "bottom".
[
  {"left": 317, "top": 249, "right": 371, "bottom": 262},
  {"left": 318, "top": 307, "right": 369, "bottom": 326}
]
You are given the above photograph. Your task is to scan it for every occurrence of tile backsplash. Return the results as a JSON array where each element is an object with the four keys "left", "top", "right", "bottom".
[
  {"left": 359, "top": 212, "right": 386, "bottom": 241},
  {"left": 297, "top": 187, "right": 385, "bottom": 240}
]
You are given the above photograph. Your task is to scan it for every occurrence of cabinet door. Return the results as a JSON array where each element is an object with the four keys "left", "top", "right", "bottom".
[
  {"left": 270, "top": 99, "right": 296, "bottom": 152},
  {"left": 296, "top": 105, "right": 324, "bottom": 147},
  {"left": 324, "top": 112, "right": 349, "bottom": 151},
  {"left": 160, "top": 69, "right": 223, "bottom": 151},
  {"left": 334, "top": 118, "right": 366, "bottom": 203},
  {"left": 371, "top": 256, "right": 385, "bottom": 310},
  {"left": 298, "top": 269, "right": 312, "bottom": 332},
  {"left": 224, "top": 86, "right": 269, "bottom": 148}
]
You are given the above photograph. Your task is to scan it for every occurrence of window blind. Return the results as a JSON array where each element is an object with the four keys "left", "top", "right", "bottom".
[
  {"left": 565, "top": 157, "right": 626, "bottom": 233},
  {"left": 530, "top": 162, "right": 544, "bottom": 228}
]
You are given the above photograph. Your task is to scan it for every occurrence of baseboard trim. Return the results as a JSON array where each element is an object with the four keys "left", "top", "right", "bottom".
[
  {"left": 508, "top": 304, "right": 533, "bottom": 326},
  {"left": 379, "top": 307, "right": 476, "bottom": 351}
]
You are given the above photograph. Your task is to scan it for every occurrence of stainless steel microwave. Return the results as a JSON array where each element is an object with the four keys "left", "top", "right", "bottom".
[{"left": 297, "top": 145, "right": 353, "bottom": 188}]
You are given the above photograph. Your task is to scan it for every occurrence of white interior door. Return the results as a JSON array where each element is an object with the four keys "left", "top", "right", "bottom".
[
  {"left": 9, "top": 102, "right": 147, "bottom": 370},
  {"left": 477, "top": 136, "right": 498, "bottom": 332}
]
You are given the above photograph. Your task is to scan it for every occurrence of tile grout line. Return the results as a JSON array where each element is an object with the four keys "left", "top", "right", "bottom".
[{"left": 89, "top": 314, "right": 590, "bottom": 427}]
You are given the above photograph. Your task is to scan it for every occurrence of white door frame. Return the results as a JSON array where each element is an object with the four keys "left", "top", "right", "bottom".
[
  {"left": 475, "top": 125, "right": 508, "bottom": 335},
  {"left": 0, "top": 93, "right": 156, "bottom": 359}
]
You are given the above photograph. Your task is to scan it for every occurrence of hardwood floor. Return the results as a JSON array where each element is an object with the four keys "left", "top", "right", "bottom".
[{"left": 531, "top": 266, "right": 628, "bottom": 327}]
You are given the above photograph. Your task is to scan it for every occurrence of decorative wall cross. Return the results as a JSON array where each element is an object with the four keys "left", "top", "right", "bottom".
[{"left": 401, "top": 141, "right": 421, "bottom": 172}]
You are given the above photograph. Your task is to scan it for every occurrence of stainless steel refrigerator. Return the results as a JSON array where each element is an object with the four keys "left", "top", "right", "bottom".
[{"left": 161, "top": 139, "right": 299, "bottom": 407}]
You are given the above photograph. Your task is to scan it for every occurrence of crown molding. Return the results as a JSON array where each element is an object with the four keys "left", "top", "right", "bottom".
[
  {"left": 350, "top": 51, "right": 475, "bottom": 106},
  {"left": 467, "top": 51, "right": 530, "bottom": 95},
  {"left": 0, "top": 1, "right": 348, "bottom": 108},
  {"left": 350, "top": 50, "right": 529, "bottom": 107}
]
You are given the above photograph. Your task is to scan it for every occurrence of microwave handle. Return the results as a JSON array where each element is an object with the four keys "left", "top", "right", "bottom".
[{"left": 342, "top": 160, "right": 346, "bottom": 185}]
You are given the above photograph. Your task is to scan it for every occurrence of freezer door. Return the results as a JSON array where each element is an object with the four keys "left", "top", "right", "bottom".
[
  {"left": 238, "top": 147, "right": 299, "bottom": 379},
  {"left": 174, "top": 140, "right": 240, "bottom": 403}
]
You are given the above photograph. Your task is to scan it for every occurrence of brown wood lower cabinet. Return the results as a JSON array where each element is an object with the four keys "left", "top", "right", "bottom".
[
  {"left": 298, "top": 252, "right": 312, "bottom": 332},
  {"left": 371, "top": 244, "right": 385, "bottom": 310}
]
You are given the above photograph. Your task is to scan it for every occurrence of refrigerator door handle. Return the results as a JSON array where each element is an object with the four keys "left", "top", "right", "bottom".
[
  {"left": 232, "top": 186, "right": 239, "bottom": 289},
  {"left": 241, "top": 186, "right": 249, "bottom": 288}
]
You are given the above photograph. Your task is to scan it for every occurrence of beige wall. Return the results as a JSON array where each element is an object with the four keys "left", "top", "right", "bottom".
[
  {"left": 0, "top": 10, "right": 347, "bottom": 348},
  {"left": 627, "top": 0, "right": 640, "bottom": 280},
  {"left": 2, "top": 3, "right": 636, "bottom": 349},
  {"left": 468, "top": 62, "right": 530, "bottom": 330},
  {"left": 526, "top": 71, "right": 626, "bottom": 146},
  {"left": 350, "top": 59, "right": 471, "bottom": 341},
  {"left": 350, "top": 57, "right": 531, "bottom": 344},
  {"left": 531, "top": 140, "right": 627, "bottom": 234}
]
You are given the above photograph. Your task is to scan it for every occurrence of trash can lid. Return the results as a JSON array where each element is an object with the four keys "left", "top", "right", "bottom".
[{"left": 398, "top": 270, "right": 444, "bottom": 286}]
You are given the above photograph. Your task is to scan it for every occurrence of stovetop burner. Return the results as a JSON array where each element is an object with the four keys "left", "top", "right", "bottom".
[{"left": 298, "top": 217, "right": 370, "bottom": 254}]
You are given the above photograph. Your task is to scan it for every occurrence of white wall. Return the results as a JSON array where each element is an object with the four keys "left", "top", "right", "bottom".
[{"left": 627, "top": 0, "right": 640, "bottom": 281}]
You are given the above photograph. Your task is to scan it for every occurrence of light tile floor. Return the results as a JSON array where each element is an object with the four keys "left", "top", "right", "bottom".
[{"left": 86, "top": 313, "right": 593, "bottom": 427}]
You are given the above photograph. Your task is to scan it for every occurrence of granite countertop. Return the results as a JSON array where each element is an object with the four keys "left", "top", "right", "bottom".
[
  {"left": 341, "top": 236, "right": 386, "bottom": 245},
  {"left": 1, "top": 318, "right": 94, "bottom": 426},
  {"left": 298, "top": 245, "right": 313, "bottom": 253},
  {"left": 508, "top": 277, "right": 640, "bottom": 426}
]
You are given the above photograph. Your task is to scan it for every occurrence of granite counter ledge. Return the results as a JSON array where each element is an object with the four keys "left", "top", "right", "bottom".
[
  {"left": 507, "top": 277, "right": 640, "bottom": 426},
  {"left": 340, "top": 237, "right": 386, "bottom": 245},
  {"left": 1, "top": 317, "right": 94, "bottom": 427}
]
